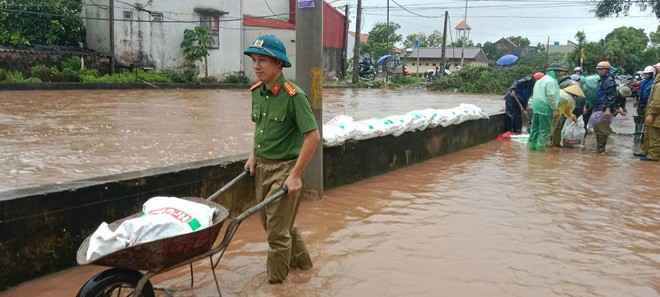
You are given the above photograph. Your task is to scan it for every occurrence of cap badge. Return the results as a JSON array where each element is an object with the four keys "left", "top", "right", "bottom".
[{"left": 253, "top": 39, "right": 264, "bottom": 47}]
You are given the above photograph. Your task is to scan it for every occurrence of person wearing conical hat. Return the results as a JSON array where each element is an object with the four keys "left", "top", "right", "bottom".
[
  {"left": 551, "top": 82, "right": 585, "bottom": 147},
  {"left": 527, "top": 62, "right": 566, "bottom": 152},
  {"left": 243, "top": 34, "right": 319, "bottom": 283}
]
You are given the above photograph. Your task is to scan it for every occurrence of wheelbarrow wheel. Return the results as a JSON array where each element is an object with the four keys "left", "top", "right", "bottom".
[{"left": 76, "top": 268, "right": 155, "bottom": 297}]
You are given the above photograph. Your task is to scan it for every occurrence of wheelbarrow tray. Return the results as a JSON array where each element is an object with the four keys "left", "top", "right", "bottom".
[{"left": 76, "top": 197, "right": 229, "bottom": 272}]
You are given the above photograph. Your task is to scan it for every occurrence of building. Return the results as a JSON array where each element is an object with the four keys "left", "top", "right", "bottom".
[
  {"left": 547, "top": 40, "right": 577, "bottom": 54},
  {"left": 494, "top": 37, "right": 536, "bottom": 58},
  {"left": 346, "top": 31, "right": 368, "bottom": 62},
  {"left": 83, "top": 0, "right": 243, "bottom": 78},
  {"left": 406, "top": 47, "right": 489, "bottom": 75},
  {"left": 83, "top": 0, "right": 348, "bottom": 80}
]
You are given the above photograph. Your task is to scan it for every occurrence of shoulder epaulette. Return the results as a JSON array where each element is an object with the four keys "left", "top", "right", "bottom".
[
  {"left": 283, "top": 81, "right": 298, "bottom": 96},
  {"left": 250, "top": 81, "right": 262, "bottom": 91}
]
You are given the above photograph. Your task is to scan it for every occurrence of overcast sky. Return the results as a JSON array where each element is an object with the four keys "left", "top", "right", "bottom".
[{"left": 330, "top": 0, "right": 659, "bottom": 47}]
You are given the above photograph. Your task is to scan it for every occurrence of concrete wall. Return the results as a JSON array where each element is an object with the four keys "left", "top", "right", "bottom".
[
  {"left": 0, "top": 113, "right": 504, "bottom": 290},
  {"left": 84, "top": 0, "right": 242, "bottom": 77}
]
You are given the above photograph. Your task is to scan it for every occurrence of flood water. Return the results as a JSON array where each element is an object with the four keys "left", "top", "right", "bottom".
[
  {"left": 0, "top": 88, "right": 501, "bottom": 192},
  {"left": 1, "top": 89, "right": 658, "bottom": 296}
]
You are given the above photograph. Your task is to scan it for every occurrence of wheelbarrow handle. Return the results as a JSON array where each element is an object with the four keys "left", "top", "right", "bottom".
[
  {"left": 216, "top": 188, "right": 288, "bottom": 250},
  {"left": 206, "top": 169, "right": 250, "bottom": 201}
]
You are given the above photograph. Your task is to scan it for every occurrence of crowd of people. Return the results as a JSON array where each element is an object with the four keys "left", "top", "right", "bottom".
[{"left": 504, "top": 61, "right": 660, "bottom": 161}]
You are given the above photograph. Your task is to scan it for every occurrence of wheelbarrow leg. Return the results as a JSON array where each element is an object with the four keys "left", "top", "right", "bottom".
[{"left": 210, "top": 255, "right": 223, "bottom": 297}]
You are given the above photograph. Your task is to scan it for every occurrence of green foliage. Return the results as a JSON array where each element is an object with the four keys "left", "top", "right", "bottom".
[
  {"left": 199, "top": 76, "right": 217, "bottom": 83},
  {"left": 0, "top": 0, "right": 85, "bottom": 46},
  {"left": 482, "top": 41, "right": 504, "bottom": 60},
  {"left": 159, "top": 69, "right": 198, "bottom": 83},
  {"left": 180, "top": 25, "right": 213, "bottom": 64},
  {"left": 649, "top": 25, "right": 660, "bottom": 48},
  {"left": 360, "top": 22, "right": 402, "bottom": 59},
  {"left": 0, "top": 68, "right": 42, "bottom": 82},
  {"left": 428, "top": 52, "right": 564, "bottom": 94},
  {"left": 507, "top": 36, "right": 531, "bottom": 48},
  {"left": 592, "top": 0, "right": 660, "bottom": 19},
  {"left": 81, "top": 70, "right": 172, "bottom": 83},
  {"left": 223, "top": 71, "right": 249, "bottom": 84},
  {"left": 448, "top": 38, "right": 474, "bottom": 48},
  {"left": 567, "top": 27, "right": 650, "bottom": 74},
  {"left": 389, "top": 75, "right": 424, "bottom": 85},
  {"left": 59, "top": 56, "right": 81, "bottom": 71}
]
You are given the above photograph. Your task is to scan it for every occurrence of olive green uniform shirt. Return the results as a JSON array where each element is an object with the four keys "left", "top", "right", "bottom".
[{"left": 251, "top": 74, "right": 318, "bottom": 160}]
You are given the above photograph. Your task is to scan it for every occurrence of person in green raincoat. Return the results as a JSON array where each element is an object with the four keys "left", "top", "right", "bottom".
[{"left": 528, "top": 63, "right": 565, "bottom": 151}]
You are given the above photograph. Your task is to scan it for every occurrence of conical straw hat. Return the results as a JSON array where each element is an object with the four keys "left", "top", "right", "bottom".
[{"left": 562, "top": 84, "right": 585, "bottom": 97}]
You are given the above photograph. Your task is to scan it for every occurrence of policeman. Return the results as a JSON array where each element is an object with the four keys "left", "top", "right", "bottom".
[{"left": 243, "top": 35, "right": 320, "bottom": 283}]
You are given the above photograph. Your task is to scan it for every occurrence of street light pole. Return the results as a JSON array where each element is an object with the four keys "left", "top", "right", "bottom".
[{"left": 386, "top": 0, "right": 389, "bottom": 82}]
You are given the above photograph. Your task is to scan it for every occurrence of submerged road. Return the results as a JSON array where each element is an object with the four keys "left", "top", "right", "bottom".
[{"left": 1, "top": 88, "right": 658, "bottom": 296}]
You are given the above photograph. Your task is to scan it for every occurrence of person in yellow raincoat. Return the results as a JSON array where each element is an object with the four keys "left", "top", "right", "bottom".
[
  {"left": 551, "top": 83, "right": 584, "bottom": 147},
  {"left": 528, "top": 63, "right": 566, "bottom": 151},
  {"left": 639, "top": 63, "right": 660, "bottom": 161}
]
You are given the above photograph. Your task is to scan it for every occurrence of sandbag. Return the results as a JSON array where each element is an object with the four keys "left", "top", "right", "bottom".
[{"left": 561, "top": 116, "right": 585, "bottom": 147}]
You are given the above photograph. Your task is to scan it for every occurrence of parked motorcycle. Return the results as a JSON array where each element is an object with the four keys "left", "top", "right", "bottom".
[{"left": 358, "top": 63, "right": 376, "bottom": 80}]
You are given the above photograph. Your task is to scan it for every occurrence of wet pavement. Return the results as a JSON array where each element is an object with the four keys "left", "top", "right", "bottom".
[{"left": 1, "top": 90, "right": 658, "bottom": 296}]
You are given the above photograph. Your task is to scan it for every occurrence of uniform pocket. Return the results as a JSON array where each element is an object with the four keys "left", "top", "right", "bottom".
[{"left": 251, "top": 104, "right": 261, "bottom": 122}]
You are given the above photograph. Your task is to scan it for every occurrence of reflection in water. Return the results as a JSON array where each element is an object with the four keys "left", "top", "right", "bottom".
[
  {"left": 0, "top": 88, "right": 502, "bottom": 191},
  {"left": 2, "top": 136, "right": 658, "bottom": 296}
]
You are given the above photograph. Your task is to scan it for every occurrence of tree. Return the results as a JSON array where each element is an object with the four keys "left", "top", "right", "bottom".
[
  {"left": 567, "top": 27, "right": 649, "bottom": 74},
  {"left": 360, "top": 22, "right": 402, "bottom": 60},
  {"left": 482, "top": 41, "right": 504, "bottom": 60},
  {"left": 603, "top": 26, "right": 649, "bottom": 73},
  {"left": 448, "top": 38, "right": 474, "bottom": 48},
  {"left": 427, "top": 30, "right": 444, "bottom": 48},
  {"left": 403, "top": 33, "right": 428, "bottom": 49},
  {"left": 507, "top": 36, "right": 531, "bottom": 48},
  {"left": 536, "top": 42, "right": 546, "bottom": 53},
  {"left": 180, "top": 25, "right": 214, "bottom": 77},
  {"left": 650, "top": 25, "right": 660, "bottom": 48},
  {"left": 0, "top": 0, "right": 85, "bottom": 46},
  {"left": 592, "top": 0, "right": 660, "bottom": 19}
]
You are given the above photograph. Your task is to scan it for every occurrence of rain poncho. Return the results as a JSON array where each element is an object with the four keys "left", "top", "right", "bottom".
[
  {"left": 530, "top": 73, "right": 560, "bottom": 116},
  {"left": 582, "top": 75, "right": 600, "bottom": 107},
  {"left": 558, "top": 90, "right": 576, "bottom": 119},
  {"left": 528, "top": 71, "right": 560, "bottom": 151}
]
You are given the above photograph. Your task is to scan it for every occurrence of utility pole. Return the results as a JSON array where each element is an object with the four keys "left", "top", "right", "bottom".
[
  {"left": 386, "top": 0, "right": 390, "bottom": 82},
  {"left": 352, "top": 0, "right": 362, "bottom": 83},
  {"left": 296, "top": 0, "right": 323, "bottom": 199},
  {"left": 441, "top": 11, "right": 448, "bottom": 71},
  {"left": 109, "top": 0, "right": 115, "bottom": 73},
  {"left": 342, "top": 4, "right": 349, "bottom": 79},
  {"left": 460, "top": 0, "right": 468, "bottom": 67}
]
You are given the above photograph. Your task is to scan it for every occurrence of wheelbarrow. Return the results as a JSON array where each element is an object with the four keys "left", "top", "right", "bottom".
[{"left": 75, "top": 170, "right": 287, "bottom": 297}]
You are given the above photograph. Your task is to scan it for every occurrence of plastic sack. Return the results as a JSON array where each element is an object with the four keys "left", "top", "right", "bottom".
[
  {"left": 323, "top": 115, "right": 357, "bottom": 146},
  {"left": 588, "top": 111, "right": 614, "bottom": 129},
  {"left": 86, "top": 197, "right": 217, "bottom": 261},
  {"left": 561, "top": 116, "right": 585, "bottom": 147},
  {"left": 405, "top": 111, "right": 431, "bottom": 132},
  {"left": 437, "top": 108, "right": 460, "bottom": 127},
  {"left": 353, "top": 117, "right": 396, "bottom": 140},
  {"left": 385, "top": 114, "right": 414, "bottom": 137}
]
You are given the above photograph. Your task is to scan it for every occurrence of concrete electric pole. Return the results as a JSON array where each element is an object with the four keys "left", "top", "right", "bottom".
[
  {"left": 296, "top": 0, "right": 324, "bottom": 199},
  {"left": 352, "top": 0, "right": 363, "bottom": 83}
]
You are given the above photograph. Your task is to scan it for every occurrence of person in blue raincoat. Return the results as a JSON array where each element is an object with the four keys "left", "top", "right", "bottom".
[
  {"left": 589, "top": 61, "right": 618, "bottom": 154},
  {"left": 504, "top": 72, "right": 544, "bottom": 133},
  {"left": 527, "top": 63, "right": 565, "bottom": 152}
]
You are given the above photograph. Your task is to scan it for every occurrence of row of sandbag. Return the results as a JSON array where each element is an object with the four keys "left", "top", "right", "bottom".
[{"left": 323, "top": 103, "right": 489, "bottom": 147}]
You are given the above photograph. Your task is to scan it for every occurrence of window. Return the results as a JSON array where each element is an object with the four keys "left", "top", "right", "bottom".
[
  {"left": 150, "top": 12, "right": 163, "bottom": 22},
  {"left": 123, "top": 11, "right": 132, "bottom": 19},
  {"left": 200, "top": 15, "right": 220, "bottom": 49},
  {"left": 432, "top": 63, "right": 436, "bottom": 66}
]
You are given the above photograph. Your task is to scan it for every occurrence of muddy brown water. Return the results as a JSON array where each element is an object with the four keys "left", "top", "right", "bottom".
[
  {"left": 0, "top": 89, "right": 658, "bottom": 296},
  {"left": 0, "top": 88, "right": 501, "bottom": 192}
]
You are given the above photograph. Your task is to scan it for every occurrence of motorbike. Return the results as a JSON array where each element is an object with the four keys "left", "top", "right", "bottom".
[{"left": 358, "top": 62, "right": 376, "bottom": 80}]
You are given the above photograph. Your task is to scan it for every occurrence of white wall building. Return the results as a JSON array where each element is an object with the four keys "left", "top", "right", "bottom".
[{"left": 84, "top": 0, "right": 242, "bottom": 77}]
